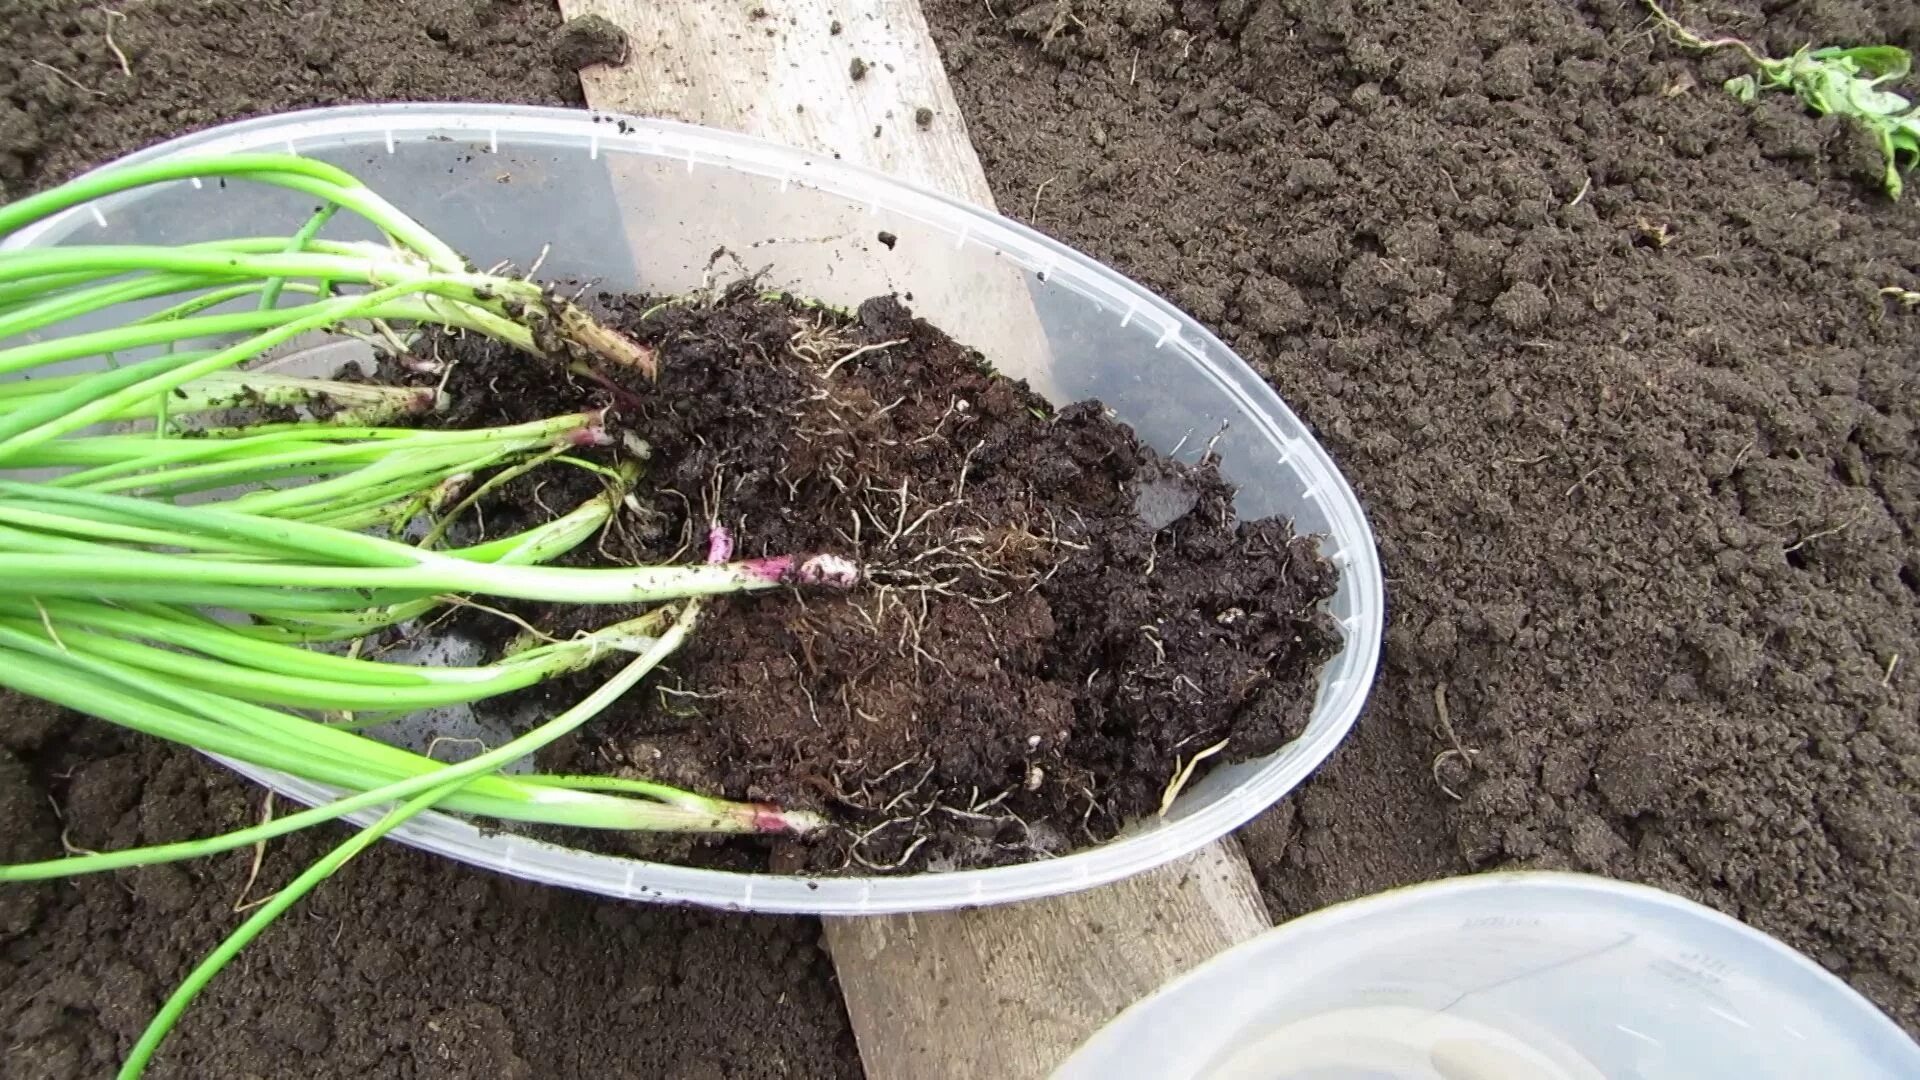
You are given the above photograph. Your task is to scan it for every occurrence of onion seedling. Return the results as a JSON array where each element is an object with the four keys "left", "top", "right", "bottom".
[
  {"left": 0, "top": 478, "right": 862, "bottom": 606},
  {"left": 0, "top": 603, "right": 824, "bottom": 846},
  {"left": 0, "top": 153, "right": 656, "bottom": 466},
  {"left": 0, "top": 365, "right": 444, "bottom": 427}
]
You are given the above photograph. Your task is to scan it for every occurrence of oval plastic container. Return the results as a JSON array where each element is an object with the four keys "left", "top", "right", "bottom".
[
  {"left": 1, "top": 105, "right": 1383, "bottom": 913},
  {"left": 1054, "top": 872, "right": 1920, "bottom": 1079}
]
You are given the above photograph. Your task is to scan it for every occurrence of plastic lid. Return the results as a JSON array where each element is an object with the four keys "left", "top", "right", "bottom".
[{"left": 1056, "top": 872, "right": 1920, "bottom": 1079}]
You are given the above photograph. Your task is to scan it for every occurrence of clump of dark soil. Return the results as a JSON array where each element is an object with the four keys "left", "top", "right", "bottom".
[
  {"left": 551, "top": 14, "right": 629, "bottom": 71},
  {"left": 925, "top": 0, "right": 1920, "bottom": 1034},
  {"left": 413, "top": 287, "right": 1341, "bottom": 873}
]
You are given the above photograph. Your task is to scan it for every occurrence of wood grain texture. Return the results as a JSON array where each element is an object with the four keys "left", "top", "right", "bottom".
[
  {"left": 824, "top": 839, "right": 1271, "bottom": 1080},
  {"left": 554, "top": 3, "right": 1274, "bottom": 1077},
  {"left": 567, "top": 0, "right": 993, "bottom": 205},
  {"left": 560, "top": 0, "right": 1065, "bottom": 401}
]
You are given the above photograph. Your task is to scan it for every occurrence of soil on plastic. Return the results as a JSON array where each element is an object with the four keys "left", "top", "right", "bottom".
[
  {"left": 925, "top": 0, "right": 1920, "bottom": 1034},
  {"left": 419, "top": 288, "right": 1341, "bottom": 873}
]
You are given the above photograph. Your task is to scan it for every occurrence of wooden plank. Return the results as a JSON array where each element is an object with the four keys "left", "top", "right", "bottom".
[
  {"left": 824, "top": 839, "right": 1270, "bottom": 1080},
  {"left": 554, "top": 3, "right": 1276, "bottom": 1077},
  {"left": 566, "top": 0, "right": 1062, "bottom": 401},
  {"left": 579, "top": 0, "right": 995, "bottom": 206}
]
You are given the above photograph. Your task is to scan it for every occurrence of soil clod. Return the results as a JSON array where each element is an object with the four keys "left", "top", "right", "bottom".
[
  {"left": 552, "top": 14, "right": 628, "bottom": 70},
  {"left": 414, "top": 288, "right": 1342, "bottom": 874}
]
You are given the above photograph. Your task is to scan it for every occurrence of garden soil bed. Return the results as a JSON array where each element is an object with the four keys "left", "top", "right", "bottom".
[
  {"left": 3, "top": 0, "right": 1919, "bottom": 1076},
  {"left": 926, "top": 0, "right": 1920, "bottom": 1034}
]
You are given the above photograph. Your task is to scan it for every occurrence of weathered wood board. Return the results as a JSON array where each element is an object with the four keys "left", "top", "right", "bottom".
[{"left": 554, "top": 3, "right": 1275, "bottom": 1075}]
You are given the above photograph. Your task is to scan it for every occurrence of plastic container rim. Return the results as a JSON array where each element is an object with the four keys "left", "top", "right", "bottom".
[
  {"left": 5, "top": 103, "right": 1385, "bottom": 914},
  {"left": 1060, "top": 870, "right": 1920, "bottom": 1072}
]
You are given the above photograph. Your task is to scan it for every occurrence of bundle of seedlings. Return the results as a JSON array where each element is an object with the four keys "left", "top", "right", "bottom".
[
  {"left": 0, "top": 155, "right": 851, "bottom": 1077},
  {"left": 0, "top": 154, "right": 1343, "bottom": 1075}
]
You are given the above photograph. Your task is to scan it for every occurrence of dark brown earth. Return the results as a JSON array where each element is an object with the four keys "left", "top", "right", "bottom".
[
  {"left": 416, "top": 288, "right": 1338, "bottom": 873},
  {"left": 927, "top": 0, "right": 1920, "bottom": 1033},
  {"left": 1, "top": 694, "right": 860, "bottom": 1080},
  {"left": 550, "top": 14, "right": 629, "bottom": 72},
  {"left": 0, "top": 0, "right": 583, "bottom": 202},
  {"left": 4, "top": 0, "right": 1920, "bottom": 1073}
]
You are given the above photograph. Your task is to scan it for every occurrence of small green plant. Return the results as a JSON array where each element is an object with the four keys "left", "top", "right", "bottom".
[{"left": 1645, "top": 1, "right": 1920, "bottom": 198}]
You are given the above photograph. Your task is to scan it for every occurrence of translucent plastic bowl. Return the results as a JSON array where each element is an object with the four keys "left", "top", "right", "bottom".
[
  {"left": 2, "top": 105, "right": 1383, "bottom": 913},
  {"left": 1054, "top": 872, "right": 1920, "bottom": 1079}
]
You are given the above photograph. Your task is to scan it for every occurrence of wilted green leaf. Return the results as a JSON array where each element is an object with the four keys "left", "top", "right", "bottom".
[
  {"left": 1650, "top": 3, "right": 1919, "bottom": 197},
  {"left": 1813, "top": 45, "right": 1911, "bottom": 82}
]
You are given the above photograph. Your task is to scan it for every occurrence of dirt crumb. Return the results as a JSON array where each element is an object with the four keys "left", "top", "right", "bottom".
[{"left": 552, "top": 14, "right": 628, "bottom": 70}]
